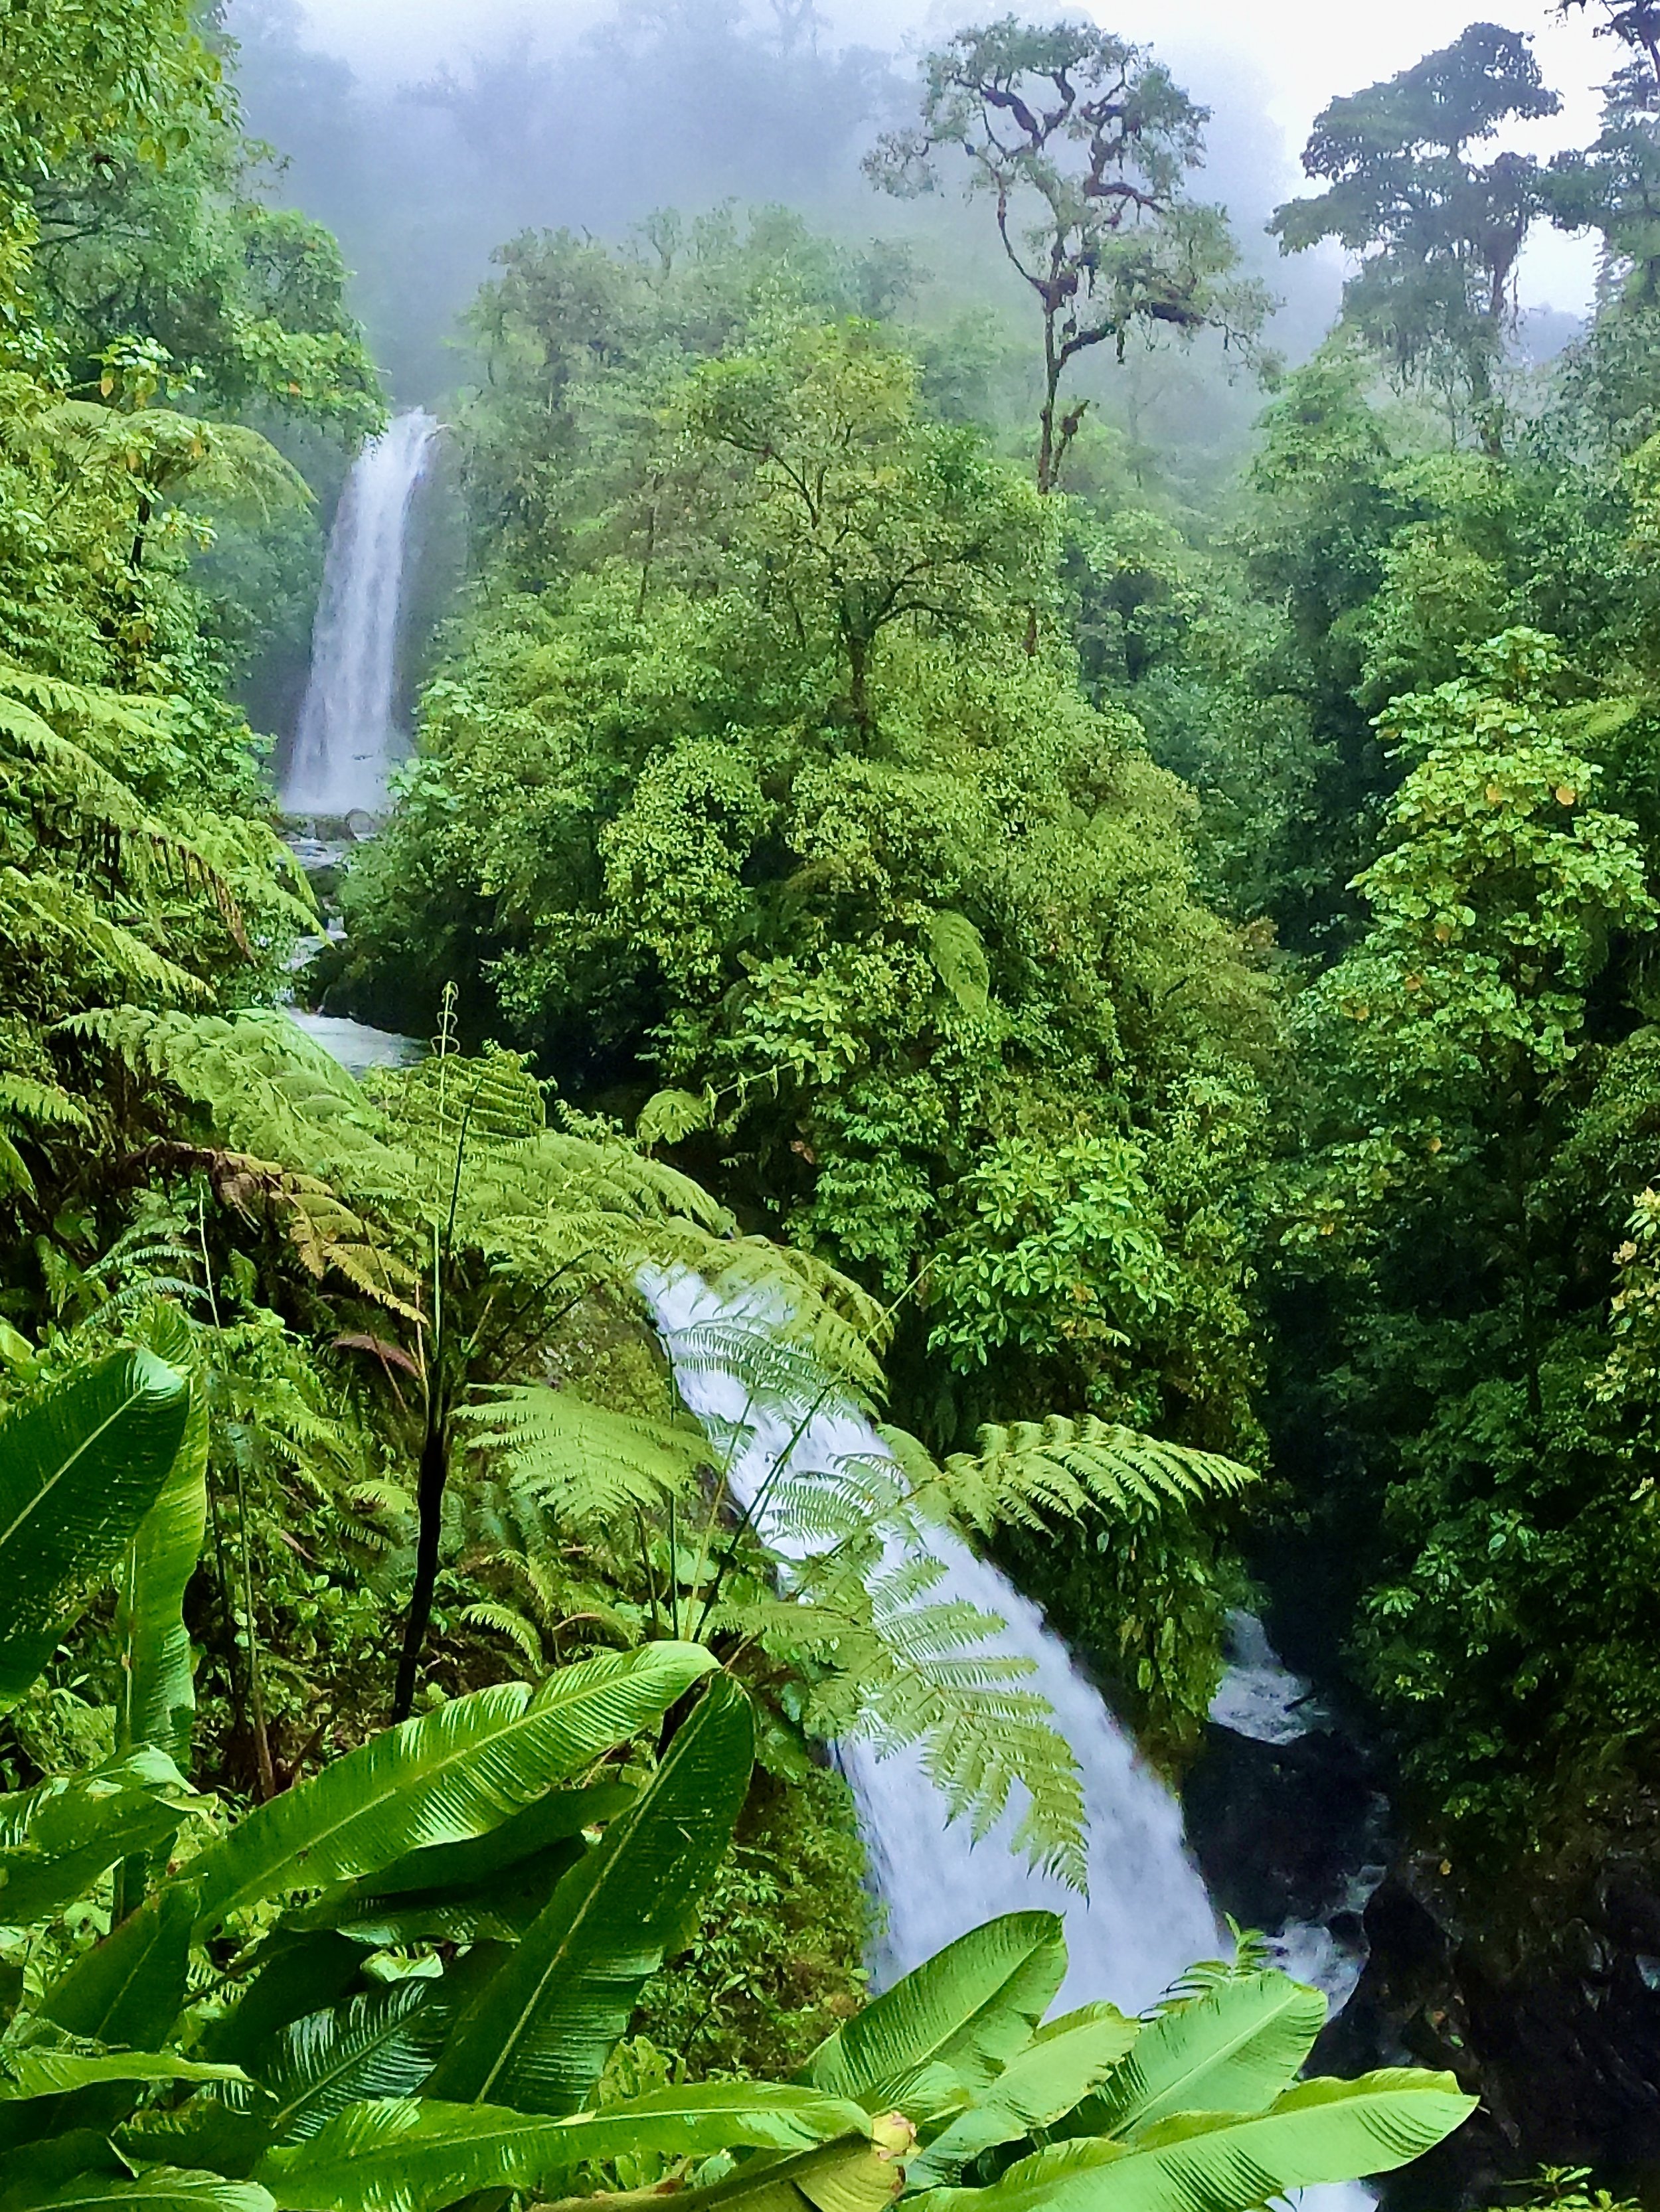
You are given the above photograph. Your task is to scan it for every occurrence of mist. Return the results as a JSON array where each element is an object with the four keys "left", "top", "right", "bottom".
[{"left": 228, "top": 0, "right": 1608, "bottom": 412}]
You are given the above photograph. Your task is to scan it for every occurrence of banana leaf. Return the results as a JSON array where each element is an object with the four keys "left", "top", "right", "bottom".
[
  {"left": 908, "top": 2009, "right": 1139, "bottom": 2183},
  {"left": 906, "top": 2069, "right": 1477, "bottom": 2212},
  {"left": 0, "top": 1750, "right": 204, "bottom": 1927},
  {"left": 9, "top": 2174, "right": 275, "bottom": 2211},
  {"left": 116, "top": 1310, "right": 209, "bottom": 1770},
  {"left": 290, "top": 1780, "right": 633, "bottom": 1914},
  {"left": 1075, "top": 1971, "right": 1328, "bottom": 2140},
  {"left": 254, "top": 2083, "right": 876, "bottom": 2212},
  {"left": 200, "top": 1935, "right": 365, "bottom": 2069},
  {"left": 190, "top": 1642, "right": 714, "bottom": 1933},
  {"left": 426, "top": 1671, "right": 754, "bottom": 2113},
  {"left": 41, "top": 1879, "right": 198, "bottom": 2049},
  {"left": 252, "top": 1982, "right": 446, "bottom": 2146},
  {"left": 806, "top": 1912, "right": 1067, "bottom": 2110},
  {"left": 0, "top": 2132, "right": 129, "bottom": 2209},
  {"left": 0, "top": 2050, "right": 247, "bottom": 2099},
  {"left": 0, "top": 1349, "right": 191, "bottom": 1711},
  {"left": 284, "top": 1781, "right": 633, "bottom": 1946}
]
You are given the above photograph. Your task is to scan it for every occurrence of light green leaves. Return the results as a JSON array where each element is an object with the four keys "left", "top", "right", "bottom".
[
  {"left": 254, "top": 2083, "right": 875, "bottom": 2212},
  {"left": 0, "top": 2050, "right": 246, "bottom": 2099},
  {"left": 908, "top": 2069, "right": 1476, "bottom": 2212},
  {"left": 908, "top": 2008, "right": 1139, "bottom": 2185},
  {"left": 1077, "top": 1970, "right": 1327, "bottom": 2138},
  {"left": 922, "top": 911, "right": 991, "bottom": 1019},
  {"left": 9, "top": 2177, "right": 274, "bottom": 2212},
  {"left": 190, "top": 1642, "right": 714, "bottom": 1932},
  {"left": 0, "top": 1349, "right": 191, "bottom": 1711},
  {"left": 456, "top": 1386, "right": 709, "bottom": 1528},
  {"left": 116, "top": 1312, "right": 210, "bottom": 1770},
  {"left": 40, "top": 1881, "right": 198, "bottom": 2049},
  {"left": 0, "top": 1751, "right": 204, "bottom": 1927},
  {"left": 807, "top": 1912, "right": 1067, "bottom": 2112},
  {"left": 426, "top": 1672, "right": 754, "bottom": 2112}
]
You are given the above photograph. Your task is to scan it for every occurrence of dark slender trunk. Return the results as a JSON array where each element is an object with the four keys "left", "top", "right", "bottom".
[
  {"left": 130, "top": 492, "right": 151, "bottom": 573},
  {"left": 845, "top": 624, "right": 873, "bottom": 739},
  {"left": 393, "top": 1404, "right": 450, "bottom": 1722},
  {"left": 1037, "top": 350, "right": 1062, "bottom": 497}
]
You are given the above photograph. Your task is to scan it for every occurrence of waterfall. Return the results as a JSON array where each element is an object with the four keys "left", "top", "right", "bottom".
[
  {"left": 1208, "top": 1609, "right": 1388, "bottom": 2015},
  {"left": 281, "top": 409, "right": 440, "bottom": 817},
  {"left": 646, "top": 1272, "right": 1218, "bottom": 2014},
  {"left": 648, "top": 1272, "right": 1378, "bottom": 2210}
]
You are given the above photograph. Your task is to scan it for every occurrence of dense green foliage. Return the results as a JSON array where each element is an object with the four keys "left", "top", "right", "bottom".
[
  {"left": 320, "top": 1, "right": 1660, "bottom": 1930},
  {"left": 24, "top": 0, "right": 1660, "bottom": 2197},
  {"left": 330, "top": 220, "right": 1273, "bottom": 1749},
  {"left": 0, "top": 1345, "right": 1474, "bottom": 2207}
]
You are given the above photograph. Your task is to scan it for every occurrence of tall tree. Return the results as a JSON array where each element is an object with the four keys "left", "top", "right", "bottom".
[
  {"left": 865, "top": 19, "right": 1262, "bottom": 493},
  {"left": 1558, "top": 0, "right": 1660, "bottom": 82},
  {"left": 1549, "top": 55, "right": 1660, "bottom": 299},
  {"left": 1272, "top": 23, "right": 1562, "bottom": 449}
]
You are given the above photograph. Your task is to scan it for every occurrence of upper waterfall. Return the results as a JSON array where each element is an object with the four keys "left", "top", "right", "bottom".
[{"left": 281, "top": 408, "right": 440, "bottom": 817}]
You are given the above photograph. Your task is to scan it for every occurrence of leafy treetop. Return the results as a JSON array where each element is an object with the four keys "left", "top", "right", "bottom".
[{"left": 865, "top": 17, "right": 1263, "bottom": 491}]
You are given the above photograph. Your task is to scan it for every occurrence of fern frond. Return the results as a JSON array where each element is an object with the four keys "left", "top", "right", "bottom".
[
  {"left": 0, "top": 1073, "right": 90, "bottom": 1131},
  {"left": 456, "top": 1386, "right": 708, "bottom": 1528},
  {"left": 457, "top": 1600, "right": 546, "bottom": 1668},
  {"left": 6, "top": 870, "right": 208, "bottom": 1002},
  {"left": 890, "top": 1415, "right": 1256, "bottom": 1536}
]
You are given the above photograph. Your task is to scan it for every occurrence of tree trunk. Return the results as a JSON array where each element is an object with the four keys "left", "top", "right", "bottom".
[
  {"left": 392, "top": 1404, "right": 449, "bottom": 1722},
  {"left": 1468, "top": 347, "right": 1505, "bottom": 462},
  {"left": 845, "top": 625, "right": 874, "bottom": 740},
  {"left": 1037, "top": 364, "right": 1061, "bottom": 495}
]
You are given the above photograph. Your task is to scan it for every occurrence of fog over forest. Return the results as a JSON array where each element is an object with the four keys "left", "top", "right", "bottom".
[{"left": 228, "top": 0, "right": 1608, "bottom": 401}]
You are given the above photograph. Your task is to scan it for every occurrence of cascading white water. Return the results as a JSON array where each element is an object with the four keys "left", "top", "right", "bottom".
[
  {"left": 648, "top": 1274, "right": 1377, "bottom": 2212},
  {"left": 647, "top": 1272, "right": 1219, "bottom": 2015},
  {"left": 1208, "top": 1609, "right": 1388, "bottom": 2016},
  {"left": 281, "top": 409, "right": 440, "bottom": 817}
]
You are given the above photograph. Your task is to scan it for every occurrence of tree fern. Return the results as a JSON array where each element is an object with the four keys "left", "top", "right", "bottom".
[
  {"left": 880, "top": 1416, "right": 1255, "bottom": 1539},
  {"left": 456, "top": 1389, "right": 711, "bottom": 1528},
  {"left": 440, "top": 1284, "right": 1255, "bottom": 1883}
]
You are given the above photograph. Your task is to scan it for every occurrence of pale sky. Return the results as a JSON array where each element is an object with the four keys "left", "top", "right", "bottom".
[{"left": 291, "top": 0, "right": 1615, "bottom": 309}]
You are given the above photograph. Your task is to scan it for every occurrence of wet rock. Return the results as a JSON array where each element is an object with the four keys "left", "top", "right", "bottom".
[
  {"left": 1323, "top": 1851, "right": 1660, "bottom": 2208},
  {"left": 1184, "top": 1721, "right": 1379, "bottom": 1933}
]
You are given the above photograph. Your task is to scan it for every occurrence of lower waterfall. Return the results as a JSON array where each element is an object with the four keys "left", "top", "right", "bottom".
[
  {"left": 646, "top": 1267, "right": 1217, "bottom": 2008},
  {"left": 646, "top": 1269, "right": 1373, "bottom": 2211}
]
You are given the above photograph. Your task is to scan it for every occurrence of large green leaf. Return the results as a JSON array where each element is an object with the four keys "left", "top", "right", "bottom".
[
  {"left": 12, "top": 2175, "right": 274, "bottom": 2212},
  {"left": 190, "top": 1642, "right": 714, "bottom": 1933},
  {"left": 40, "top": 1879, "right": 197, "bottom": 2048},
  {"left": 0, "top": 2134, "right": 128, "bottom": 2210},
  {"left": 284, "top": 1782, "right": 632, "bottom": 1945},
  {"left": 200, "top": 1935, "right": 365, "bottom": 2069},
  {"left": 252, "top": 1984, "right": 445, "bottom": 2146},
  {"left": 1077, "top": 1972, "right": 1328, "bottom": 2141},
  {"left": 908, "top": 2070, "right": 1477, "bottom": 2212},
  {"left": 0, "top": 1350, "right": 190, "bottom": 1710},
  {"left": 806, "top": 1912, "right": 1067, "bottom": 2112},
  {"left": 116, "top": 1312, "right": 210, "bottom": 1769},
  {"left": 0, "top": 2049, "right": 246, "bottom": 2098},
  {"left": 256, "top": 2084, "right": 873, "bottom": 2212},
  {"left": 293, "top": 1780, "right": 633, "bottom": 1913},
  {"left": 0, "top": 1750, "right": 203, "bottom": 1926},
  {"left": 909, "top": 2008, "right": 1139, "bottom": 2185},
  {"left": 426, "top": 1671, "right": 754, "bottom": 2113}
]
